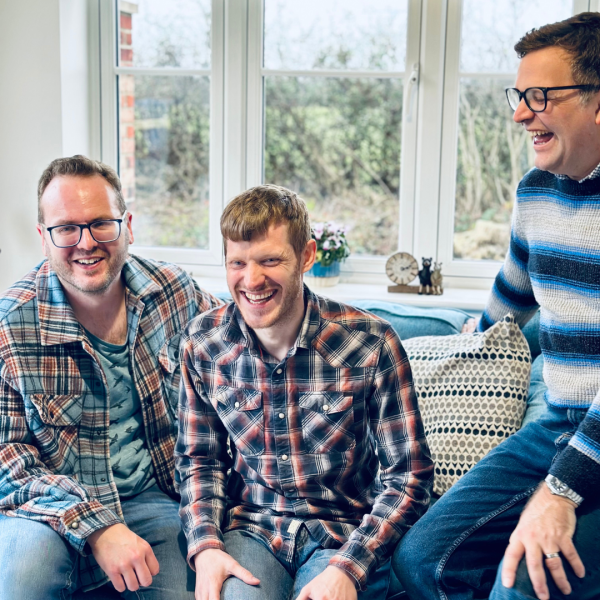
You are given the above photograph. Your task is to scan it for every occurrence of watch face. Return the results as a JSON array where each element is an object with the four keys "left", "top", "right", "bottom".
[{"left": 386, "top": 252, "right": 419, "bottom": 285}]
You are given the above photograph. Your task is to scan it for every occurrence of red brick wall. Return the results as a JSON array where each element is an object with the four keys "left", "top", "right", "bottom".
[{"left": 119, "top": 10, "right": 135, "bottom": 206}]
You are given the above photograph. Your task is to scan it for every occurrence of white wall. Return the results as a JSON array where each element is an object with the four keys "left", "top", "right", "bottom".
[{"left": 0, "top": 0, "right": 92, "bottom": 293}]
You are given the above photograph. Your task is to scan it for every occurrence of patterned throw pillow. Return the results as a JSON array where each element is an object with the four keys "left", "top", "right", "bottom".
[{"left": 403, "top": 315, "right": 531, "bottom": 496}]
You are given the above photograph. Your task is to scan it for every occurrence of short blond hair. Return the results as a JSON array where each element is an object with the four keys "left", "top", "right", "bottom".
[{"left": 220, "top": 185, "right": 311, "bottom": 256}]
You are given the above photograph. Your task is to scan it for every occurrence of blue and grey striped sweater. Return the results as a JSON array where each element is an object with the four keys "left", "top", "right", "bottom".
[{"left": 480, "top": 167, "right": 600, "bottom": 499}]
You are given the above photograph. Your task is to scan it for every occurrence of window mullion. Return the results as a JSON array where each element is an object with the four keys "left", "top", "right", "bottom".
[
  {"left": 223, "top": 0, "right": 249, "bottom": 204},
  {"left": 99, "top": 0, "right": 118, "bottom": 170},
  {"left": 246, "top": 0, "right": 264, "bottom": 189},
  {"left": 397, "top": 0, "right": 424, "bottom": 256},
  {"left": 207, "top": 0, "right": 226, "bottom": 264},
  {"left": 411, "top": 0, "right": 448, "bottom": 263}
]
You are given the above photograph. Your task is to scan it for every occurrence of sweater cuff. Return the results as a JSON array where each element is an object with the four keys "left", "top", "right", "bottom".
[{"left": 549, "top": 442, "right": 600, "bottom": 501}]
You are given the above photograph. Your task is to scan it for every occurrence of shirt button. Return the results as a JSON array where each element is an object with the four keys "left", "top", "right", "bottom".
[
  {"left": 100, "top": 478, "right": 106, "bottom": 482},
  {"left": 281, "top": 454, "right": 288, "bottom": 461},
  {"left": 234, "top": 402, "right": 240, "bottom": 409},
  {"left": 278, "top": 413, "right": 285, "bottom": 419},
  {"left": 70, "top": 521, "right": 79, "bottom": 530},
  {"left": 276, "top": 368, "right": 283, "bottom": 374},
  {"left": 322, "top": 404, "right": 330, "bottom": 412}
]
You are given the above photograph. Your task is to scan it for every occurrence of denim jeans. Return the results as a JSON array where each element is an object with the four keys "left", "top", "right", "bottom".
[
  {"left": 220, "top": 526, "right": 391, "bottom": 600},
  {"left": 0, "top": 484, "right": 195, "bottom": 600},
  {"left": 392, "top": 404, "right": 600, "bottom": 600}
]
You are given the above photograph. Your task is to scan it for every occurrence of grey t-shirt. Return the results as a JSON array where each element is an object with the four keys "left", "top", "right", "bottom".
[{"left": 87, "top": 330, "right": 156, "bottom": 497}]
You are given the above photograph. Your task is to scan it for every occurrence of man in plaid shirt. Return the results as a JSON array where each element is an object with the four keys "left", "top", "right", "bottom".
[
  {"left": 0, "top": 156, "right": 221, "bottom": 599},
  {"left": 176, "top": 185, "right": 433, "bottom": 600}
]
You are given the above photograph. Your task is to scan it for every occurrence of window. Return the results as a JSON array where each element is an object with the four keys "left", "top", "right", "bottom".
[
  {"left": 437, "top": 0, "right": 577, "bottom": 281},
  {"left": 261, "top": 0, "right": 410, "bottom": 257},
  {"left": 101, "top": 0, "right": 224, "bottom": 267},
  {"left": 98, "top": 0, "right": 594, "bottom": 286}
]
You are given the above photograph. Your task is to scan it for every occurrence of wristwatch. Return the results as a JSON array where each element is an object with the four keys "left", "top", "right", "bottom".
[{"left": 544, "top": 474, "right": 584, "bottom": 506}]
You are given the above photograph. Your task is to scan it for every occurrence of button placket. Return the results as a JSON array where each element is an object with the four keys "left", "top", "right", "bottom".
[{"left": 272, "top": 364, "right": 292, "bottom": 477}]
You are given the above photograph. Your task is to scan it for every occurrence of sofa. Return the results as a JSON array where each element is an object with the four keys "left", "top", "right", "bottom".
[{"left": 77, "top": 300, "right": 545, "bottom": 600}]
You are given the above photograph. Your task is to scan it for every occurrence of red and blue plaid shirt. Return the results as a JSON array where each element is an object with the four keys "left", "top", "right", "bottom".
[
  {"left": 176, "top": 288, "right": 433, "bottom": 590},
  {"left": 0, "top": 255, "right": 221, "bottom": 590}
]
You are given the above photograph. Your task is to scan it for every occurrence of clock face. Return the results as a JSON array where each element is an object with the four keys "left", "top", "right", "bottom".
[{"left": 386, "top": 252, "right": 419, "bottom": 285}]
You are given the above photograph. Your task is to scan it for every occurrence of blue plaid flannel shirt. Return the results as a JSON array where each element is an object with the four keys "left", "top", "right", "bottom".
[{"left": 0, "top": 255, "right": 221, "bottom": 590}]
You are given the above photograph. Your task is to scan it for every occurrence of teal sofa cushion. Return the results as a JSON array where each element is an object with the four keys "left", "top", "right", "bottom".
[{"left": 350, "top": 300, "right": 471, "bottom": 340}]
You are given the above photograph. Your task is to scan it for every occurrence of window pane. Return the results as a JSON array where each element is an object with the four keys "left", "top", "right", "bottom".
[
  {"left": 264, "top": 77, "right": 402, "bottom": 256},
  {"left": 119, "top": 75, "right": 210, "bottom": 249},
  {"left": 118, "top": 0, "right": 211, "bottom": 69},
  {"left": 454, "top": 0, "right": 572, "bottom": 262},
  {"left": 264, "top": 0, "right": 408, "bottom": 71},
  {"left": 454, "top": 79, "right": 533, "bottom": 261},
  {"left": 460, "top": 0, "right": 573, "bottom": 73}
]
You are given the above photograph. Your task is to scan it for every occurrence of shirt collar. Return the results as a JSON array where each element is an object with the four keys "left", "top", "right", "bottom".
[
  {"left": 555, "top": 161, "right": 600, "bottom": 183},
  {"left": 296, "top": 286, "right": 322, "bottom": 350}
]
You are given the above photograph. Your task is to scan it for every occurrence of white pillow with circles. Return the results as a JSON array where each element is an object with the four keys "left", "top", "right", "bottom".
[{"left": 403, "top": 314, "right": 531, "bottom": 496}]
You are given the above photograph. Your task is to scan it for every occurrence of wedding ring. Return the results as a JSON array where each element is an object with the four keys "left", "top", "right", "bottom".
[{"left": 544, "top": 552, "right": 560, "bottom": 559}]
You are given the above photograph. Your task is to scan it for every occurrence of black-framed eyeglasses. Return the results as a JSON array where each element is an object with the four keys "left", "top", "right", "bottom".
[
  {"left": 45, "top": 214, "right": 126, "bottom": 248},
  {"left": 505, "top": 85, "right": 599, "bottom": 113}
]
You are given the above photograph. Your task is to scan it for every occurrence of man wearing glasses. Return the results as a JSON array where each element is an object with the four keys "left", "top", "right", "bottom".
[
  {"left": 394, "top": 12, "right": 600, "bottom": 600},
  {"left": 0, "top": 155, "right": 221, "bottom": 599}
]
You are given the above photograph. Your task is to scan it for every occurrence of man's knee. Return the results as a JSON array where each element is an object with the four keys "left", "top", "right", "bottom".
[
  {"left": 0, "top": 515, "right": 77, "bottom": 599},
  {"left": 392, "top": 526, "right": 428, "bottom": 590}
]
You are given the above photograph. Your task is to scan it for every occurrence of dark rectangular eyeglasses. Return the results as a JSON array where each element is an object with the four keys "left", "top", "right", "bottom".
[
  {"left": 45, "top": 214, "right": 126, "bottom": 248},
  {"left": 505, "top": 85, "right": 599, "bottom": 112}
]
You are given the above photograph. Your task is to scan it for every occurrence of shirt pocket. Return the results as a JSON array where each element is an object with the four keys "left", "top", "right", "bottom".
[
  {"left": 299, "top": 391, "right": 355, "bottom": 454},
  {"left": 28, "top": 394, "right": 82, "bottom": 473},
  {"left": 213, "top": 386, "right": 265, "bottom": 456},
  {"left": 158, "top": 334, "right": 182, "bottom": 420}
]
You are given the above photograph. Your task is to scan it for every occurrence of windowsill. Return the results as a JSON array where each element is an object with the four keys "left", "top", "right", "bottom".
[{"left": 194, "top": 276, "right": 490, "bottom": 312}]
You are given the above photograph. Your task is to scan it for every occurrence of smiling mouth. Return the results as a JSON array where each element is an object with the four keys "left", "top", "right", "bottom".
[
  {"left": 242, "top": 290, "right": 276, "bottom": 305},
  {"left": 73, "top": 257, "right": 104, "bottom": 267},
  {"left": 530, "top": 130, "right": 554, "bottom": 145}
]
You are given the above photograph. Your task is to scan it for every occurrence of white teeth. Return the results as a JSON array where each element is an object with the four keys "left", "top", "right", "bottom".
[
  {"left": 245, "top": 291, "right": 274, "bottom": 302},
  {"left": 530, "top": 130, "right": 551, "bottom": 137},
  {"left": 76, "top": 258, "right": 101, "bottom": 265}
]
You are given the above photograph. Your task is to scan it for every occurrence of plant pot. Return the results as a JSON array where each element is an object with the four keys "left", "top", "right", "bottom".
[{"left": 305, "top": 261, "right": 341, "bottom": 287}]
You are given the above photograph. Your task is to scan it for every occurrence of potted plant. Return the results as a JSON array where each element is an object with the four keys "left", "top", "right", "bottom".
[{"left": 305, "top": 222, "right": 351, "bottom": 287}]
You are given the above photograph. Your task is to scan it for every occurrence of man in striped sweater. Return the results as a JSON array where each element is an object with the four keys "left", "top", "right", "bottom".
[{"left": 393, "top": 12, "right": 600, "bottom": 600}]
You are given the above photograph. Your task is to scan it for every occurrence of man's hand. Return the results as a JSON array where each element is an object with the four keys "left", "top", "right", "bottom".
[
  {"left": 87, "top": 523, "right": 159, "bottom": 593},
  {"left": 193, "top": 548, "right": 259, "bottom": 600},
  {"left": 461, "top": 318, "right": 477, "bottom": 333},
  {"left": 501, "top": 483, "right": 585, "bottom": 600},
  {"left": 296, "top": 566, "right": 358, "bottom": 600}
]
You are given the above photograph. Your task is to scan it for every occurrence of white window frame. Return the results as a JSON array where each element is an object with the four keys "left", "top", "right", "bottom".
[
  {"left": 95, "top": 0, "right": 598, "bottom": 287},
  {"left": 246, "top": 0, "right": 423, "bottom": 285},
  {"left": 98, "top": 0, "right": 226, "bottom": 273},
  {"left": 434, "top": 0, "right": 591, "bottom": 287}
]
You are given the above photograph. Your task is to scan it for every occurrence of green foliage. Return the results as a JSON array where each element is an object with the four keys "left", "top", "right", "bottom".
[
  {"left": 264, "top": 76, "right": 403, "bottom": 256},
  {"left": 132, "top": 75, "right": 210, "bottom": 249},
  {"left": 455, "top": 79, "right": 532, "bottom": 239}
]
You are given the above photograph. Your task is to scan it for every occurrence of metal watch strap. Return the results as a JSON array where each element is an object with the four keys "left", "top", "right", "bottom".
[{"left": 545, "top": 474, "right": 584, "bottom": 506}]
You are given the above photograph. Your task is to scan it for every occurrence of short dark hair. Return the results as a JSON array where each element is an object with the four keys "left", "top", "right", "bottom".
[
  {"left": 220, "top": 185, "right": 311, "bottom": 257},
  {"left": 37, "top": 155, "right": 126, "bottom": 223},
  {"left": 515, "top": 12, "right": 600, "bottom": 101}
]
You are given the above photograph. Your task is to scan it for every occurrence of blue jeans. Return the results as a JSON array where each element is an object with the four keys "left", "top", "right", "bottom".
[
  {"left": 392, "top": 405, "right": 600, "bottom": 600},
  {"left": 0, "top": 484, "right": 195, "bottom": 600},
  {"left": 221, "top": 526, "right": 391, "bottom": 600}
]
